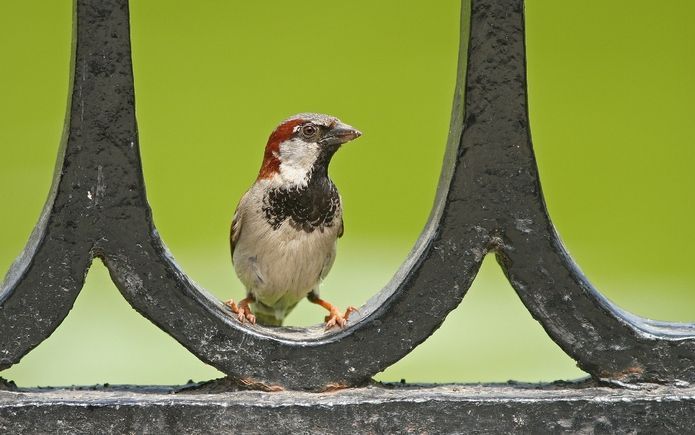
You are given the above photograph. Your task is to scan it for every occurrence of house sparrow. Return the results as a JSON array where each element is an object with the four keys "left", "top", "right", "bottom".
[{"left": 226, "top": 113, "right": 362, "bottom": 328}]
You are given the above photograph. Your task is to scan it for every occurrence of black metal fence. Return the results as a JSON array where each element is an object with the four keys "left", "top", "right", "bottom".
[{"left": 1, "top": 0, "right": 694, "bottom": 432}]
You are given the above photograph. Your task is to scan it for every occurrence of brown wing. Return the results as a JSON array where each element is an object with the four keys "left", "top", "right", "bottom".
[
  {"left": 337, "top": 193, "right": 344, "bottom": 238},
  {"left": 230, "top": 191, "right": 249, "bottom": 262}
]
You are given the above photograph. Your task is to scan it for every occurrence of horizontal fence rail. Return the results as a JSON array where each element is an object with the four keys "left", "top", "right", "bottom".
[
  {"left": 1, "top": 0, "right": 694, "bottom": 432},
  {"left": 2, "top": 383, "right": 695, "bottom": 433}
]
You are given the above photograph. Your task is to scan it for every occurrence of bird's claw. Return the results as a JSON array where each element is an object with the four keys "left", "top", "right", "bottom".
[
  {"left": 238, "top": 309, "right": 256, "bottom": 325},
  {"left": 225, "top": 299, "right": 256, "bottom": 325},
  {"left": 324, "top": 306, "right": 357, "bottom": 330}
]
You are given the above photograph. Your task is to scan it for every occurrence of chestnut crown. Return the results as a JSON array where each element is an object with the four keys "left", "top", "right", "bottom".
[{"left": 258, "top": 113, "right": 362, "bottom": 182}]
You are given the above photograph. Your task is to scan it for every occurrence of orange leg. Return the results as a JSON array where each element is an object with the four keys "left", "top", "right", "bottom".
[
  {"left": 308, "top": 292, "right": 357, "bottom": 330},
  {"left": 225, "top": 296, "right": 256, "bottom": 324}
]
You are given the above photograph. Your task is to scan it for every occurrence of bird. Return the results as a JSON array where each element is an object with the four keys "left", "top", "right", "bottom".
[{"left": 225, "top": 113, "right": 362, "bottom": 328}]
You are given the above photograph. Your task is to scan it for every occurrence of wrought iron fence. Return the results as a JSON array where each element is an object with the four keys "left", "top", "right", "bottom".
[{"left": 1, "top": 0, "right": 694, "bottom": 432}]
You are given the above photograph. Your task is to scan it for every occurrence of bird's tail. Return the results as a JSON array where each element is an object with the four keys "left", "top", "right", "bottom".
[
  {"left": 250, "top": 300, "right": 287, "bottom": 326},
  {"left": 252, "top": 299, "right": 301, "bottom": 326},
  {"left": 254, "top": 311, "right": 284, "bottom": 326}
]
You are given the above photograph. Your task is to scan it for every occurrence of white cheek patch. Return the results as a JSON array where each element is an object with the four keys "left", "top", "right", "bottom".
[{"left": 278, "top": 138, "right": 320, "bottom": 186}]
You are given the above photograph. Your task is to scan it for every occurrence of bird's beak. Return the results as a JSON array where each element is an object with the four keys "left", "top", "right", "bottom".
[{"left": 320, "top": 122, "right": 362, "bottom": 147}]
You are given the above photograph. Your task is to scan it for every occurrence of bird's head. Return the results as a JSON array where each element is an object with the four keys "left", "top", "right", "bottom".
[{"left": 257, "top": 113, "right": 362, "bottom": 185}]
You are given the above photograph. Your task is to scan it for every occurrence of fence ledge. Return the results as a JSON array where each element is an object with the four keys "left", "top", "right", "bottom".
[{"left": 2, "top": 381, "right": 694, "bottom": 433}]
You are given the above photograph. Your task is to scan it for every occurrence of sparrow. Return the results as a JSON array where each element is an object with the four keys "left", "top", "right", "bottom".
[{"left": 226, "top": 113, "right": 362, "bottom": 328}]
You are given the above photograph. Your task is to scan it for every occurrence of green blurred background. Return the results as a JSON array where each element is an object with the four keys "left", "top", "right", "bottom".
[{"left": 1, "top": 0, "right": 693, "bottom": 386}]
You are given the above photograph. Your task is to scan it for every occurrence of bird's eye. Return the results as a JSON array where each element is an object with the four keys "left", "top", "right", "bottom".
[{"left": 300, "top": 124, "right": 318, "bottom": 139}]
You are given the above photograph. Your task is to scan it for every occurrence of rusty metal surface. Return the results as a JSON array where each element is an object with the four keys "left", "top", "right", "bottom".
[{"left": 1, "top": 0, "right": 694, "bottom": 393}]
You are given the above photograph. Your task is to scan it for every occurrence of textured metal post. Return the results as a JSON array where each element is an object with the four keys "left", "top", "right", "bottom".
[
  {"left": 0, "top": 0, "right": 135, "bottom": 369},
  {"left": 460, "top": 0, "right": 695, "bottom": 384}
]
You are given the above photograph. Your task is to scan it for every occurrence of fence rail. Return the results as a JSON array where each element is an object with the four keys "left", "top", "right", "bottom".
[{"left": 2, "top": 382, "right": 695, "bottom": 433}]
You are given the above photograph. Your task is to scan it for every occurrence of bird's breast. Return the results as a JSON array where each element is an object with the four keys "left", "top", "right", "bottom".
[
  {"left": 261, "top": 176, "right": 340, "bottom": 233},
  {"left": 233, "top": 181, "right": 342, "bottom": 308}
]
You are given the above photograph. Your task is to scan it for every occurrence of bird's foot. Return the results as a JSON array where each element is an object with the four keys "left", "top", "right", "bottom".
[
  {"left": 307, "top": 293, "right": 358, "bottom": 330},
  {"left": 225, "top": 298, "right": 256, "bottom": 324},
  {"left": 324, "top": 306, "right": 357, "bottom": 330}
]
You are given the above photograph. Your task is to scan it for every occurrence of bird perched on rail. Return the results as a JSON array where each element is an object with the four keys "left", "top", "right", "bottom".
[{"left": 226, "top": 113, "right": 362, "bottom": 328}]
